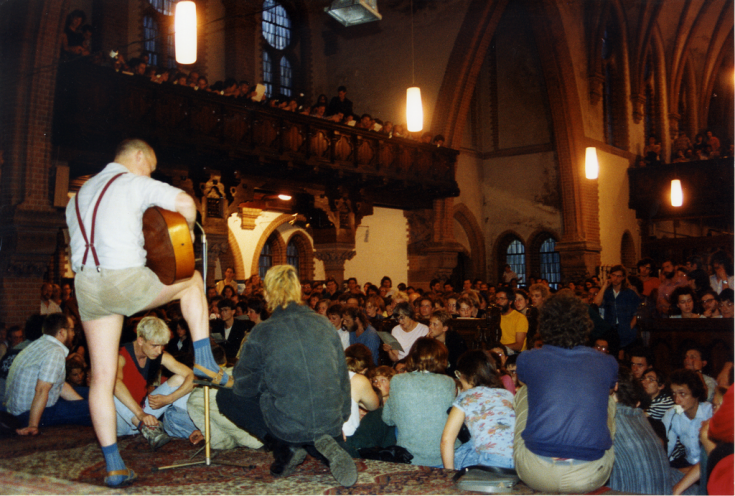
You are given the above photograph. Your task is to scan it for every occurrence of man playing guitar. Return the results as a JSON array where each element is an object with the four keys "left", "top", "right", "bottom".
[{"left": 66, "top": 139, "right": 231, "bottom": 487}]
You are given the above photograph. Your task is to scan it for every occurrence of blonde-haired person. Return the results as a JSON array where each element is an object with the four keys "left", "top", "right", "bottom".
[
  {"left": 215, "top": 264, "right": 357, "bottom": 487},
  {"left": 114, "top": 316, "right": 200, "bottom": 451}
]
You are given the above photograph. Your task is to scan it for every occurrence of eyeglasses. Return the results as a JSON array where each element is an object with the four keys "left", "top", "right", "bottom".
[
  {"left": 701, "top": 298, "right": 715, "bottom": 304},
  {"left": 641, "top": 376, "right": 658, "bottom": 383},
  {"left": 594, "top": 345, "right": 608, "bottom": 351}
]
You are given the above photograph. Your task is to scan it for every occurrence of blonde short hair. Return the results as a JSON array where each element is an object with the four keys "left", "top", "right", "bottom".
[
  {"left": 264, "top": 265, "right": 302, "bottom": 312},
  {"left": 136, "top": 316, "right": 171, "bottom": 344}
]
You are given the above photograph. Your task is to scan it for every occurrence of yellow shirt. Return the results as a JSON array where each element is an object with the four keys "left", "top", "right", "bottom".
[{"left": 500, "top": 309, "right": 528, "bottom": 351}]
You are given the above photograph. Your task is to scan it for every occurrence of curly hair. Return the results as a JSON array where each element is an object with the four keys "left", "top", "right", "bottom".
[
  {"left": 538, "top": 289, "right": 593, "bottom": 348},
  {"left": 529, "top": 283, "right": 550, "bottom": 302},
  {"left": 669, "top": 285, "right": 696, "bottom": 315},
  {"left": 406, "top": 337, "right": 448, "bottom": 374},
  {"left": 616, "top": 366, "right": 651, "bottom": 410},
  {"left": 669, "top": 368, "right": 707, "bottom": 402}
]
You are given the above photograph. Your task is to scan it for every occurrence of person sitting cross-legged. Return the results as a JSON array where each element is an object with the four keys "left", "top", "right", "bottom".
[
  {"left": 114, "top": 316, "right": 199, "bottom": 449},
  {"left": 441, "top": 349, "right": 515, "bottom": 470},
  {"left": 513, "top": 290, "right": 618, "bottom": 494}
]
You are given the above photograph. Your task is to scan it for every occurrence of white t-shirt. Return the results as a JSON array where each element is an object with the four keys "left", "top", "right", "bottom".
[
  {"left": 391, "top": 322, "right": 429, "bottom": 360},
  {"left": 66, "top": 162, "right": 182, "bottom": 272},
  {"left": 337, "top": 327, "right": 350, "bottom": 350},
  {"left": 40, "top": 300, "right": 62, "bottom": 315}
]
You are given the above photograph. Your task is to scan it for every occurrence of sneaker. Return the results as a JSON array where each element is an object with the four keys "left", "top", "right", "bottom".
[
  {"left": 314, "top": 434, "right": 357, "bottom": 487},
  {"left": 139, "top": 423, "right": 172, "bottom": 450}
]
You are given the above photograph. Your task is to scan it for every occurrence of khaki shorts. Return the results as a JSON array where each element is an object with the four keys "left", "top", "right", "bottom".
[{"left": 75, "top": 266, "right": 164, "bottom": 322}]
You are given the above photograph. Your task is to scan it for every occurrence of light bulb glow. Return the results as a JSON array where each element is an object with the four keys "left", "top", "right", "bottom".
[
  {"left": 406, "top": 87, "right": 423, "bottom": 132},
  {"left": 585, "top": 147, "right": 599, "bottom": 179},
  {"left": 671, "top": 179, "right": 683, "bottom": 207},
  {"left": 175, "top": 1, "right": 197, "bottom": 65},
  {"left": 278, "top": 194, "right": 292, "bottom": 201}
]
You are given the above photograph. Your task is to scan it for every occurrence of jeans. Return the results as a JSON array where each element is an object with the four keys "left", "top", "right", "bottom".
[
  {"left": 115, "top": 380, "right": 193, "bottom": 437},
  {"left": 15, "top": 397, "right": 92, "bottom": 427}
]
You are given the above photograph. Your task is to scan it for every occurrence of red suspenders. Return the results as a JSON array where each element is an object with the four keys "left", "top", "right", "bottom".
[{"left": 74, "top": 172, "right": 126, "bottom": 271}]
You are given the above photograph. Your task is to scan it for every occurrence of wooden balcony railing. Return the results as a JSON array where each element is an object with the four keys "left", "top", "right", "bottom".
[{"left": 53, "top": 62, "right": 459, "bottom": 210}]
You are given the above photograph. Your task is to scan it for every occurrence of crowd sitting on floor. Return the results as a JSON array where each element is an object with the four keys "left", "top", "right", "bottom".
[
  {"left": 59, "top": 9, "right": 448, "bottom": 147},
  {"left": 1, "top": 246, "right": 733, "bottom": 494}
]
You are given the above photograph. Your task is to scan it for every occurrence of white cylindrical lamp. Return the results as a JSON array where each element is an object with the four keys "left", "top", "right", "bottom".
[
  {"left": 175, "top": 1, "right": 197, "bottom": 65},
  {"left": 585, "top": 147, "right": 599, "bottom": 179},
  {"left": 406, "top": 87, "right": 423, "bottom": 133},
  {"left": 671, "top": 179, "right": 683, "bottom": 207}
]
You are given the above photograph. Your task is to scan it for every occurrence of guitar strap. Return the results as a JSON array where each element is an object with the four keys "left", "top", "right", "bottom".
[{"left": 74, "top": 172, "right": 127, "bottom": 271}]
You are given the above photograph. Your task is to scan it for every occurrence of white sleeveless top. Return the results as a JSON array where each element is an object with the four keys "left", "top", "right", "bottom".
[{"left": 342, "top": 371, "right": 361, "bottom": 437}]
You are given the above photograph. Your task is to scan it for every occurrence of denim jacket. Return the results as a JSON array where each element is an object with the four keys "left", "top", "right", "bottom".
[{"left": 232, "top": 301, "right": 351, "bottom": 443}]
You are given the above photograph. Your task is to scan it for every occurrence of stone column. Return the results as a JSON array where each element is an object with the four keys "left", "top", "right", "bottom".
[{"left": 313, "top": 243, "right": 356, "bottom": 284}]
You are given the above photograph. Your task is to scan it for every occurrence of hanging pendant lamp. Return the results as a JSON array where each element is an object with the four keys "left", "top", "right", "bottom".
[{"left": 175, "top": 1, "right": 197, "bottom": 65}]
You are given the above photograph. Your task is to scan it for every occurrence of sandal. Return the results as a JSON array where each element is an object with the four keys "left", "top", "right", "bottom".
[
  {"left": 105, "top": 468, "right": 136, "bottom": 487},
  {"left": 193, "top": 364, "right": 234, "bottom": 388}
]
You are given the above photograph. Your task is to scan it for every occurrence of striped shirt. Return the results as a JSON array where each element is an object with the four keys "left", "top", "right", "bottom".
[{"left": 646, "top": 392, "right": 674, "bottom": 420}]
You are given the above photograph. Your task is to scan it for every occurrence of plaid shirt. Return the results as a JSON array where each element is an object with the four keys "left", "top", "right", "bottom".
[{"left": 3, "top": 335, "right": 69, "bottom": 415}]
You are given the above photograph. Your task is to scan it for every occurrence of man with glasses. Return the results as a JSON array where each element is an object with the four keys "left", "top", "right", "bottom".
[
  {"left": 4, "top": 313, "right": 91, "bottom": 435},
  {"left": 496, "top": 288, "right": 528, "bottom": 353},
  {"left": 699, "top": 290, "right": 721, "bottom": 318},
  {"left": 720, "top": 288, "right": 734, "bottom": 318}
]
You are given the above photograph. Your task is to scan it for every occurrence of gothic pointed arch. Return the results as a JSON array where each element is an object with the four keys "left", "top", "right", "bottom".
[
  {"left": 528, "top": 229, "right": 561, "bottom": 283},
  {"left": 432, "top": 0, "right": 601, "bottom": 279},
  {"left": 285, "top": 230, "right": 314, "bottom": 281},
  {"left": 453, "top": 203, "right": 486, "bottom": 282},
  {"left": 250, "top": 213, "right": 295, "bottom": 276},
  {"left": 494, "top": 230, "right": 526, "bottom": 284},
  {"left": 621, "top": 230, "right": 636, "bottom": 270}
]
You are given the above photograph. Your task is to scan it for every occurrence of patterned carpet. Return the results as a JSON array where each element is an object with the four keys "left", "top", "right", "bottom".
[{"left": 0, "top": 425, "right": 623, "bottom": 494}]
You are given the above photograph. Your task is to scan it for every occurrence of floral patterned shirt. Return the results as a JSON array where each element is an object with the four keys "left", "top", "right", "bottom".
[{"left": 453, "top": 386, "right": 515, "bottom": 461}]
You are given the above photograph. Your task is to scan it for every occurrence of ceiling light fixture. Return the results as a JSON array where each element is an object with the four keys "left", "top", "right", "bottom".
[
  {"left": 671, "top": 179, "right": 683, "bottom": 207},
  {"left": 325, "top": 0, "right": 382, "bottom": 27},
  {"left": 278, "top": 194, "right": 292, "bottom": 201}
]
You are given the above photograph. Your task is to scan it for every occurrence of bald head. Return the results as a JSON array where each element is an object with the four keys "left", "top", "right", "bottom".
[{"left": 114, "top": 139, "right": 156, "bottom": 175}]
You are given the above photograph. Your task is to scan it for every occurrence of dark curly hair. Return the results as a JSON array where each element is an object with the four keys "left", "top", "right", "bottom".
[
  {"left": 538, "top": 289, "right": 593, "bottom": 348},
  {"left": 669, "top": 286, "right": 696, "bottom": 315},
  {"left": 669, "top": 369, "right": 707, "bottom": 402},
  {"left": 616, "top": 366, "right": 651, "bottom": 409}
]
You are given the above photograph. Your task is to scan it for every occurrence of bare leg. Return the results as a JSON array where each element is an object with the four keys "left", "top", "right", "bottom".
[
  {"left": 144, "top": 270, "right": 229, "bottom": 385},
  {"left": 144, "top": 270, "right": 208, "bottom": 341},
  {"left": 84, "top": 314, "right": 125, "bottom": 447}
]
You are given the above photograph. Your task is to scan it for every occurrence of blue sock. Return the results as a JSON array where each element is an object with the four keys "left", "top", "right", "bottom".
[
  {"left": 193, "top": 338, "right": 229, "bottom": 385},
  {"left": 101, "top": 443, "right": 128, "bottom": 486}
]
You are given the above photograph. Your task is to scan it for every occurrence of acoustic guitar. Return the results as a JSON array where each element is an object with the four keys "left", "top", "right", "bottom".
[{"left": 142, "top": 207, "right": 195, "bottom": 285}]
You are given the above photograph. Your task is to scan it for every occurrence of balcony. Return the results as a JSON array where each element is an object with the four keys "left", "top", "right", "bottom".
[{"left": 53, "top": 63, "right": 459, "bottom": 210}]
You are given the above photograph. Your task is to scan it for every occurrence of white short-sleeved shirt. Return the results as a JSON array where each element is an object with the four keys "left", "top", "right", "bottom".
[
  {"left": 65, "top": 162, "right": 182, "bottom": 272},
  {"left": 391, "top": 322, "right": 429, "bottom": 360}
]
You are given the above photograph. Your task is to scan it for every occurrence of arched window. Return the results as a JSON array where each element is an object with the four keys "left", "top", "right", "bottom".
[
  {"left": 143, "top": 15, "right": 160, "bottom": 67},
  {"left": 259, "top": 242, "right": 272, "bottom": 278},
  {"left": 506, "top": 239, "right": 526, "bottom": 284},
  {"left": 539, "top": 237, "right": 561, "bottom": 290},
  {"left": 143, "top": 1, "right": 177, "bottom": 68},
  {"left": 287, "top": 239, "right": 299, "bottom": 275},
  {"left": 262, "top": 0, "right": 296, "bottom": 98}
]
